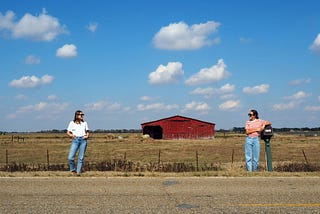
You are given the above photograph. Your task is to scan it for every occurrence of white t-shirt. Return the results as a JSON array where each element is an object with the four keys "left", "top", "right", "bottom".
[{"left": 67, "top": 121, "right": 89, "bottom": 137}]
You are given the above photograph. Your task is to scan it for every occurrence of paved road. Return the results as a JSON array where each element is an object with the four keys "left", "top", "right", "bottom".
[{"left": 1, "top": 177, "right": 320, "bottom": 213}]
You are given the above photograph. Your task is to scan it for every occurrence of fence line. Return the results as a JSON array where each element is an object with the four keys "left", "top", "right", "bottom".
[{"left": 1, "top": 148, "right": 319, "bottom": 172}]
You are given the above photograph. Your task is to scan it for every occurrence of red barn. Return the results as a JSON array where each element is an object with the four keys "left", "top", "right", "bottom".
[{"left": 141, "top": 115, "right": 215, "bottom": 140}]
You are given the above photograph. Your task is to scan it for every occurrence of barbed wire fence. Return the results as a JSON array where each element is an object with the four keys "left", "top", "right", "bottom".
[{"left": 1, "top": 147, "right": 319, "bottom": 173}]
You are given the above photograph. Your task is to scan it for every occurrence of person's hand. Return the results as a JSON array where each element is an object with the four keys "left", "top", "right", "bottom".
[
  {"left": 257, "top": 125, "right": 265, "bottom": 132},
  {"left": 266, "top": 121, "right": 272, "bottom": 125}
]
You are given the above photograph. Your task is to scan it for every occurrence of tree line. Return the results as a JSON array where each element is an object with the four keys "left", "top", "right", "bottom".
[
  {"left": 1, "top": 129, "right": 142, "bottom": 134},
  {"left": 230, "top": 127, "right": 320, "bottom": 133},
  {"left": 2, "top": 127, "right": 320, "bottom": 134}
]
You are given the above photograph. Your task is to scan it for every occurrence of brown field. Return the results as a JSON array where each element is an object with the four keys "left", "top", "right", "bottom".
[{"left": 0, "top": 132, "right": 319, "bottom": 176}]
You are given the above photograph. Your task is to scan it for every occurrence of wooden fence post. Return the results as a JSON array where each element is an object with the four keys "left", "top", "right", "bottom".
[
  {"left": 6, "top": 149, "right": 8, "bottom": 169},
  {"left": 47, "top": 149, "right": 50, "bottom": 170},
  {"left": 158, "top": 149, "right": 161, "bottom": 167},
  {"left": 302, "top": 149, "right": 309, "bottom": 165},
  {"left": 232, "top": 149, "right": 234, "bottom": 164},
  {"left": 196, "top": 150, "right": 199, "bottom": 171}
]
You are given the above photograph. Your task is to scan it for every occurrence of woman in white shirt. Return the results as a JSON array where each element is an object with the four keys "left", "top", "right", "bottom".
[{"left": 67, "top": 110, "right": 89, "bottom": 175}]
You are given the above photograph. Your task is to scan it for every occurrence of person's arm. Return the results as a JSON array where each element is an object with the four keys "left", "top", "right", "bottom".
[
  {"left": 246, "top": 127, "right": 262, "bottom": 135},
  {"left": 246, "top": 120, "right": 271, "bottom": 135},
  {"left": 83, "top": 122, "right": 89, "bottom": 139},
  {"left": 84, "top": 130, "right": 89, "bottom": 139},
  {"left": 260, "top": 121, "right": 272, "bottom": 131},
  {"left": 67, "top": 130, "right": 76, "bottom": 139}
]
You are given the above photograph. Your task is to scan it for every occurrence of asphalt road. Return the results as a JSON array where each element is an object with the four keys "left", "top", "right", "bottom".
[{"left": 1, "top": 177, "right": 320, "bottom": 213}]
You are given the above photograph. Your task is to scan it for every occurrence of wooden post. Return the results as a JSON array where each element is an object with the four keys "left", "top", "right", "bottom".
[
  {"left": 196, "top": 150, "right": 199, "bottom": 171},
  {"left": 232, "top": 149, "right": 234, "bottom": 164},
  {"left": 47, "top": 149, "right": 50, "bottom": 170},
  {"left": 123, "top": 152, "right": 127, "bottom": 171},
  {"left": 6, "top": 149, "right": 8, "bottom": 169},
  {"left": 158, "top": 149, "right": 161, "bottom": 166},
  {"left": 302, "top": 149, "right": 309, "bottom": 165}
]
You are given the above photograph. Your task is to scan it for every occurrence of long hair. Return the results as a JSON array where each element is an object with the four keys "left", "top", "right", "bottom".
[
  {"left": 250, "top": 109, "right": 259, "bottom": 119},
  {"left": 73, "top": 110, "right": 84, "bottom": 122}
]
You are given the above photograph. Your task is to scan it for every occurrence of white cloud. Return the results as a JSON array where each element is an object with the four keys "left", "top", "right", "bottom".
[
  {"left": 289, "top": 78, "right": 311, "bottom": 85},
  {"left": 272, "top": 101, "right": 297, "bottom": 111},
  {"left": 185, "top": 59, "right": 230, "bottom": 85},
  {"left": 140, "top": 96, "right": 152, "bottom": 101},
  {"left": 36, "top": 102, "right": 68, "bottom": 113},
  {"left": 285, "top": 91, "right": 311, "bottom": 100},
  {"left": 56, "top": 44, "right": 77, "bottom": 58},
  {"left": 240, "top": 37, "right": 253, "bottom": 44},
  {"left": 0, "top": 10, "right": 15, "bottom": 30},
  {"left": 191, "top": 87, "right": 215, "bottom": 98},
  {"left": 85, "top": 101, "right": 108, "bottom": 111},
  {"left": 15, "top": 94, "right": 27, "bottom": 100},
  {"left": 87, "top": 22, "right": 98, "bottom": 32},
  {"left": 27, "top": 102, "right": 48, "bottom": 111},
  {"left": 219, "top": 84, "right": 235, "bottom": 94},
  {"left": 148, "top": 62, "right": 184, "bottom": 85},
  {"left": 272, "top": 91, "right": 310, "bottom": 111},
  {"left": 183, "top": 101, "right": 210, "bottom": 112},
  {"left": 8, "top": 101, "right": 69, "bottom": 119},
  {"left": 309, "top": 33, "right": 320, "bottom": 52},
  {"left": 218, "top": 100, "right": 240, "bottom": 111},
  {"left": 107, "top": 102, "right": 122, "bottom": 111},
  {"left": 153, "top": 21, "right": 221, "bottom": 50},
  {"left": 243, "top": 84, "right": 269, "bottom": 94},
  {"left": 305, "top": 106, "right": 320, "bottom": 111},
  {"left": 220, "top": 93, "right": 236, "bottom": 99},
  {"left": 0, "top": 9, "right": 67, "bottom": 41},
  {"left": 191, "top": 83, "right": 235, "bottom": 98},
  {"left": 85, "top": 100, "right": 122, "bottom": 111},
  {"left": 137, "top": 103, "right": 179, "bottom": 111},
  {"left": 25, "top": 55, "right": 40, "bottom": 64},
  {"left": 47, "top": 94, "right": 57, "bottom": 101},
  {"left": 9, "top": 74, "right": 54, "bottom": 88}
]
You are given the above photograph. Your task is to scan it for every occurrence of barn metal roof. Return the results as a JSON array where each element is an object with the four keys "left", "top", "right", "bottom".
[{"left": 141, "top": 115, "right": 215, "bottom": 126}]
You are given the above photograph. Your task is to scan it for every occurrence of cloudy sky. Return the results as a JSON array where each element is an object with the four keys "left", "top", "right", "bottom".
[{"left": 1, "top": 0, "right": 320, "bottom": 132}]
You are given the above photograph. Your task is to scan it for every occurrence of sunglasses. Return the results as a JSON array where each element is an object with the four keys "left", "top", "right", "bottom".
[
  {"left": 248, "top": 113, "right": 254, "bottom": 116},
  {"left": 77, "top": 113, "right": 85, "bottom": 116}
]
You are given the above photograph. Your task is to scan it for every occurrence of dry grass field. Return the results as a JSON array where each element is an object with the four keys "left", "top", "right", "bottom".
[{"left": 0, "top": 132, "right": 319, "bottom": 176}]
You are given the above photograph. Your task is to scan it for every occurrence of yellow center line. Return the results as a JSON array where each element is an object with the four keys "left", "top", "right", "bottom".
[{"left": 240, "top": 204, "right": 320, "bottom": 207}]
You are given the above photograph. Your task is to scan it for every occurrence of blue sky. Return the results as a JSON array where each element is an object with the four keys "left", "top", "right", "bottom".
[{"left": 1, "top": 0, "right": 320, "bottom": 132}]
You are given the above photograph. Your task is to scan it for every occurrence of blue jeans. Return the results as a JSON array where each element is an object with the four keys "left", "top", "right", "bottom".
[
  {"left": 68, "top": 137, "right": 87, "bottom": 173},
  {"left": 245, "top": 137, "right": 260, "bottom": 171}
]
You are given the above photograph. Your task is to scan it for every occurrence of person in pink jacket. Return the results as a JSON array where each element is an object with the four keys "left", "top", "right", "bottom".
[{"left": 245, "top": 109, "right": 271, "bottom": 171}]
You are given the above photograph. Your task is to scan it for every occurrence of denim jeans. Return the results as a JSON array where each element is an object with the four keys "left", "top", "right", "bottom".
[
  {"left": 245, "top": 137, "right": 260, "bottom": 171},
  {"left": 68, "top": 137, "right": 87, "bottom": 173}
]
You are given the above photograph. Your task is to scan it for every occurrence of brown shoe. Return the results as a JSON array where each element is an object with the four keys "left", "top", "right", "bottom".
[{"left": 71, "top": 171, "right": 76, "bottom": 175}]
